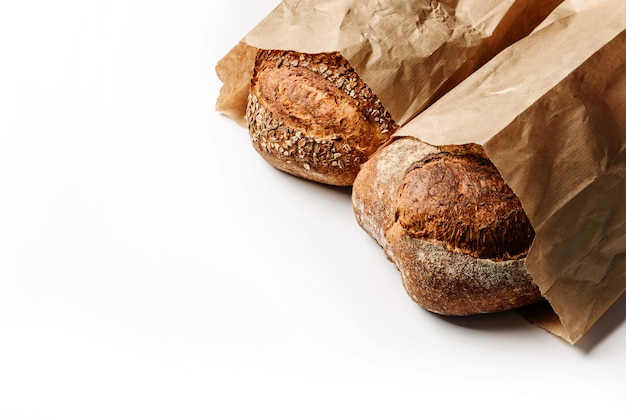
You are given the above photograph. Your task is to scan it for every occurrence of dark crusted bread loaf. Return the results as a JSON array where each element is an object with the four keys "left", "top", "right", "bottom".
[
  {"left": 352, "top": 139, "right": 543, "bottom": 315},
  {"left": 245, "top": 49, "right": 398, "bottom": 186}
]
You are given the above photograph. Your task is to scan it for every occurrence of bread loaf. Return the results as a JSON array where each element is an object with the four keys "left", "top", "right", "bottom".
[
  {"left": 352, "top": 139, "right": 543, "bottom": 315},
  {"left": 246, "top": 49, "right": 397, "bottom": 186}
]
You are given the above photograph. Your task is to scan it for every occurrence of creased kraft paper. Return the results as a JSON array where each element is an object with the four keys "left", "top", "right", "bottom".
[
  {"left": 394, "top": 0, "right": 626, "bottom": 344},
  {"left": 216, "top": 0, "right": 563, "bottom": 128}
]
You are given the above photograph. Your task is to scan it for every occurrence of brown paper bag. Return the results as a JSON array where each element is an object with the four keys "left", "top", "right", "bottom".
[
  {"left": 394, "top": 0, "right": 626, "bottom": 344},
  {"left": 216, "top": 0, "right": 563, "bottom": 128}
]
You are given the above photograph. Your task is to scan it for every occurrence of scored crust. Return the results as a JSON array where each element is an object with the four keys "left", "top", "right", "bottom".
[
  {"left": 352, "top": 139, "right": 543, "bottom": 316},
  {"left": 397, "top": 153, "right": 535, "bottom": 261},
  {"left": 245, "top": 49, "right": 398, "bottom": 186}
]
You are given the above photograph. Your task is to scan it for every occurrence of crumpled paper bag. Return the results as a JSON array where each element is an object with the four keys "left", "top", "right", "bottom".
[
  {"left": 393, "top": 0, "right": 626, "bottom": 344},
  {"left": 216, "top": 0, "right": 563, "bottom": 128}
]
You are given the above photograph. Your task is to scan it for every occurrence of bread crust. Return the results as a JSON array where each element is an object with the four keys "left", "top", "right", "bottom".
[
  {"left": 398, "top": 153, "right": 535, "bottom": 261},
  {"left": 246, "top": 50, "right": 397, "bottom": 186},
  {"left": 352, "top": 138, "right": 543, "bottom": 315}
]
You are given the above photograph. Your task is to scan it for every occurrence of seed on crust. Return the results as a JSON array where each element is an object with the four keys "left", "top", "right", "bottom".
[{"left": 245, "top": 49, "right": 398, "bottom": 186}]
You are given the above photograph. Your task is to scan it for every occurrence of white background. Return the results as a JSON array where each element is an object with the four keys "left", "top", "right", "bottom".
[{"left": 0, "top": 1, "right": 625, "bottom": 417}]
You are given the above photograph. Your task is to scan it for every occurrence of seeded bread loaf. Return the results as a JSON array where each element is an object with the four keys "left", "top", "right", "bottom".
[
  {"left": 352, "top": 139, "right": 543, "bottom": 315},
  {"left": 245, "top": 49, "right": 397, "bottom": 186}
]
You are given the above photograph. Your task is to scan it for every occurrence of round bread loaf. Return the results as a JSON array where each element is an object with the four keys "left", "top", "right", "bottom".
[
  {"left": 246, "top": 49, "right": 398, "bottom": 186},
  {"left": 352, "top": 139, "right": 543, "bottom": 315}
]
